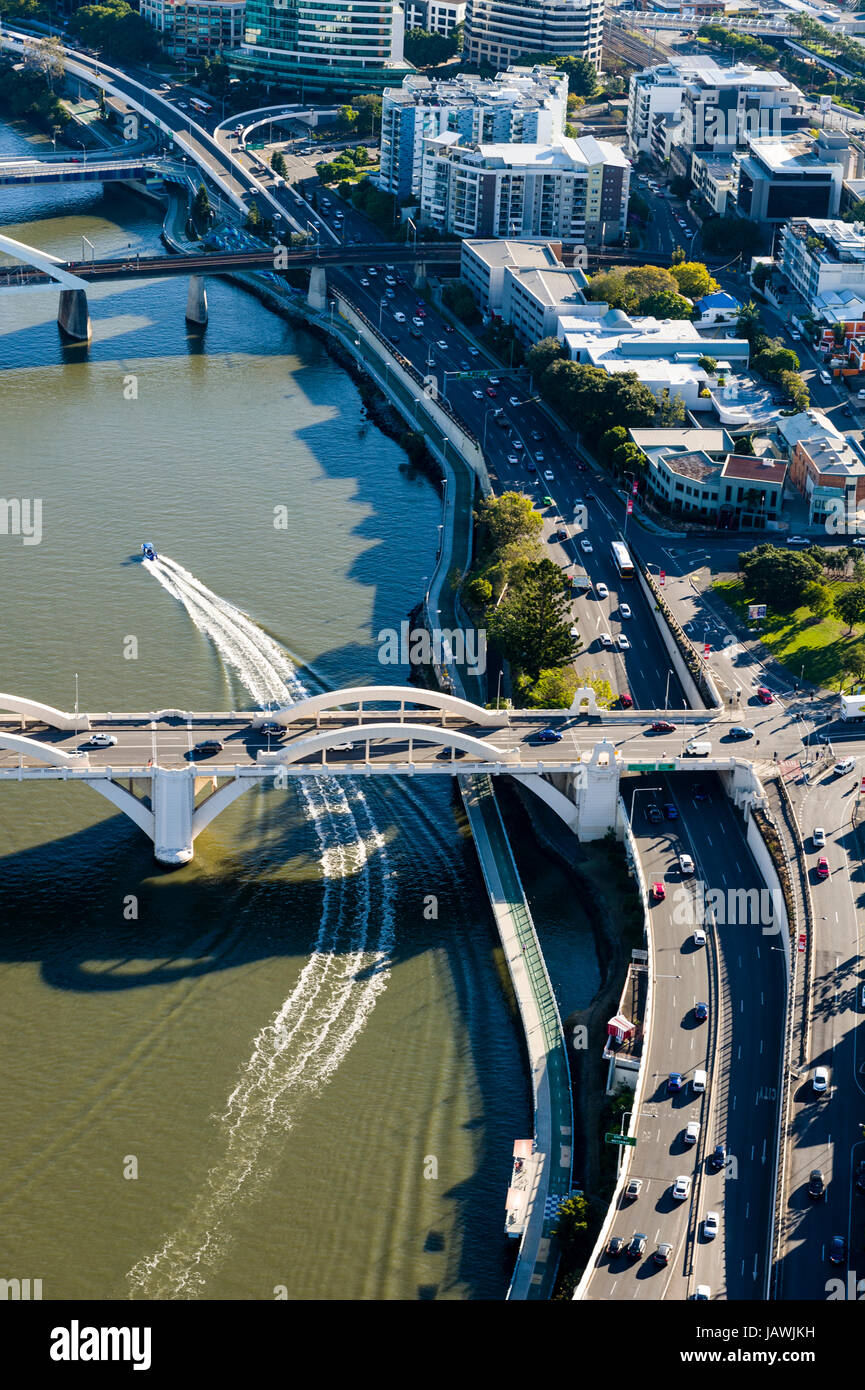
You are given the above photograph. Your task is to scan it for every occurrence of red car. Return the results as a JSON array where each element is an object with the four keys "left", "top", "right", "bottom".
[
  {"left": 620, "top": 692, "right": 633, "bottom": 709},
  {"left": 651, "top": 882, "right": 666, "bottom": 902},
  {"left": 756, "top": 686, "right": 774, "bottom": 704},
  {"left": 486, "top": 387, "right": 497, "bottom": 397},
  {"left": 651, "top": 720, "right": 676, "bottom": 733},
  {"left": 817, "top": 857, "right": 830, "bottom": 879}
]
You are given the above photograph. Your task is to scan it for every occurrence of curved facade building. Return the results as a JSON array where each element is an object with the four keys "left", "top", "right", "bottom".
[
  {"left": 238, "top": 0, "right": 411, "bottom": 90},
  {"left": 464, "top": 0, "right": 605, "bottom": 74}
]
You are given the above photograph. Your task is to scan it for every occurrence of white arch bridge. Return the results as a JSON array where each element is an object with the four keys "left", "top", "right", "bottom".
[{"left": 0, "top": 686, "right": 732, "bottom": 866}]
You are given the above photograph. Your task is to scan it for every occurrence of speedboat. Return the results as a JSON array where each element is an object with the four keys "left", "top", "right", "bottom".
[{"left": 141, "top": 542, "right": 157, "bottom": 561}]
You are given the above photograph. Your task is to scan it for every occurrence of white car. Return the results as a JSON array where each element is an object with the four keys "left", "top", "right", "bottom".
[
  {"left": 600, "top": 633, "right": 613, "bottom": 648},
  {"left": 393, "top": 311, "right": 405, "bottom": 323},
  {"left": 508, "top": 454, "right": 519, "bottom": 465},
  {"left": 544, "top": 470, "right": 555, "bottom": 482},
  {"left": 367, "top": 267, "right": 377, "bottom": 276},
  {"left": 813, "top": 1066, "right": 829, "bottom": 1093},
  {"left": 535, "top": 452, "right": 544, "bottom": 463},
  {"left": 679, "top": 852, "right": 695, "bottom": 876},
  {"left": 703, "top": 1211, "right": 719, "bottom": 1240},
  {"left": 672, "top": 1175, "right": 691, "bottom": 1201},
  {"left": 820, "top": 369, "right": 831, "bottom": 385},
  {"left": 360, "top": 277, "right": 370, "bottom": 287},
  {"left": 384, "top": 275, "right": 395, "bottom": 285},
  {"left": 813, "top": 827, "right": 826, "bottom": 848},
  {"left": 620, "top": 604, "right": 632, "bottom": 619},
  {"left": 569, "top": 624, "right": 579, "bottom": 639},
  {"left": 693, "top": 927, "right": 707, "bottom": 948},
  {"left": 472, "top": 389, "right": 484, "bottom": 399},
  {"left": 595, "top": 582, "right": 609, "bottom": 599},
  {"left": 87, "top": 732, "right": 118, "bottom": 748},
  {"left": 509, "top": 395, "right": 520, "bottom": 406},
  {"left": 489, "top": 376, "right": 500, "bottom": 385},
  {"left": 412, "top": 316, "right": 424, "bottom": 327},
  {"left": 694, "top": 1285, "right": 711, "bottom": 1300},
  {"left": 468, "top": 347, "right": 479, "bottom": 356},
  {"left": 580, "top": 538, "right": 593, "bottom": 554},
  {"left": 684, "top": 1121, "right": 700, "bottom": 1146},
  {"left": 836, "top": 758, "right": 856, "bottom": 774},
  {"left": 618, "top": 634, "right": 631, "bottom": 650},
  {"left": 437, "top": 340, "right": 447, "bottom": 350}
]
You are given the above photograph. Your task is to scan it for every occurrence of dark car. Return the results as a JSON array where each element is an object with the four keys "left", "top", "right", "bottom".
[
  {"left": 260, "top": 722, "right": 284, "bottom": 737},
  {"left": 530, "top": 430, "right": 544, "bottom": 442},
  {"left": 728, "top": 726, "right": 755, "bottom": 740},
  {"left": 668, "top": 1072, "right": 684, "bottom": 1093},
  {"left": 829, "top": 1235, "right": 847, "bottom": 1265},
  {"left": 530, "top": 727, "right": 563, "bottom": 744},
  {"left": 607, "top": 1235, "right": 625, "bottom": 1258},
  {"left": 664, "top": 803, "right": 678, "bottom": 820},
  {"left": 855, "top": 1159, "right": 865, "bottom": 1193},
  {"left": 651, "top": 720, "right": 677, "bottom": 733},
  {"left": 693, "top": 783, "right": 708, "bottom": 801},
  {"left": 654, "top": 1242, "right": 673, "bottom": 1266},
  {"left": 808, "top": 1169, "right": 826, "bottom": 1200},
  {"left": 389, "top": 334, "right": 400, "bottom": 345},
  {"left": 694, "top": 1001, "right": 708, "bottom": 1023},
  {"left": 708, "top": 1143, "right": 726, "bottom": 1172},
  {"left": 627, "top": 1233, "right": 647, "bottom": 1260},
  {"left": 647, "top": 804, "right": 663, "bottom": 824},
  {"left": 192, "top": 739, "right": 224, "bottom": 755}
]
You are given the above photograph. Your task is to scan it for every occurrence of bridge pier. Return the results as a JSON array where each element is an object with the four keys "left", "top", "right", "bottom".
[
  {"left": 57, "top": 289, "right": 91, "bottom": 343},
  {"left": 152, "top": 768, "right": 194, "bottom": 866},
  {"left": 185, "top": 274, "right": 208, "bottom": 326},
  {"left": 413, "top": 261, "right": 427, "bottom": 290},
  {"left": 307, "top": 265, "right": 327, "bottom": 312}
]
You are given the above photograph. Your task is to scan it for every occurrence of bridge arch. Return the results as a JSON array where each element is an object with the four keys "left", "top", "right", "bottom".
[
  {"left": 257, "top": 721, "right": 516, "bottom": 767},
  {"left": 252, "top": 686, "right": 503, "bottom": 729},
  {"left": 0, "top": 733, "right": 89, "bottom": 766},
  {"left": 0, "top": 692, "right": 90, "bottom": 730},
  {"left": 0, "top": 233, "right": 89, "bottom": 289}
]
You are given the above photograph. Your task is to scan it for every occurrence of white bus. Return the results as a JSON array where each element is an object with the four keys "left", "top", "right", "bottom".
[
  {"left": 190, "top": 98, "right": 213, "bottom": 115},
  {"left": 610, "top": 540, "right": 635, "bottom": 579}
]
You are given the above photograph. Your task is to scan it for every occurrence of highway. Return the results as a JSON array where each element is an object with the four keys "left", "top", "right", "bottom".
[
  {"left": 583, "top": 769, "right": 785, "bottom": 1300},
  {"left": 776, "top": 762, "right": 865, "bottom": 1297}
]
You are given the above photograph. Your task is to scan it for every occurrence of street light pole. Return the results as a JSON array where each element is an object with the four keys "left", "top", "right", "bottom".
[
  {"left": 664, "top": 668, "right": 672, "bottom": 711},
  {"left": 74, "top": 672, "right": 79, "bottom": 724}
]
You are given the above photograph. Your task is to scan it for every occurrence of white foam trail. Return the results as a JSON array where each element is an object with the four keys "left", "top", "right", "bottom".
[{"left": 127, "top": 554, "right": 395, "bottom": 1298}]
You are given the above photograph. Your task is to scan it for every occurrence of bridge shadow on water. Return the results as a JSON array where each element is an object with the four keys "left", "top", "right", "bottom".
[{"left": 0, "top": 775, "right": 527, "bottom": 1299}]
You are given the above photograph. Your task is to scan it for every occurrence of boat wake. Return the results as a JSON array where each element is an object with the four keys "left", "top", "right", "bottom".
[{"left": 127, "top": 554, "right": 395, "bottom": 1298}]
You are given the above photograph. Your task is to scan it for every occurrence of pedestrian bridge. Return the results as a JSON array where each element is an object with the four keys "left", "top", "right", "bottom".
[{"left": 0, "top": 686, "right": 747, "bottom": 866}]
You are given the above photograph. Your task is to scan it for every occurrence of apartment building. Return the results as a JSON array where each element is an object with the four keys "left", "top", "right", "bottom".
[
  {"left": 419, "top": 133, "right": 629, "bottom": 244},
  {"left": 239, "top": 0, "right": 411, "bottom": 91},
  {"left": 731, "top": 133, "right": 848, "bottom": 223},
  {"left": 778, "top": 217, "right": 865, "bottom": 325},
  {"left": 402, "top": 0, "right": 466, "bottom": 35},
  {"left": 378, "top": 66, "right": 567, "bottom": 200},
  {"left": 464, "top": 0, "right": 604, "bottom": 73},
  {"left": 139, "top": 0, "right": 245, "bottom": 57}
]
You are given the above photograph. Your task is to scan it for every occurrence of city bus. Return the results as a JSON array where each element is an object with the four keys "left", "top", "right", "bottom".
[
  {"left": 611, "top": 541, "right": 635, "bottom": 579},
  {"left": 189, "top": 97, "right": 213, "bottom": 115}
]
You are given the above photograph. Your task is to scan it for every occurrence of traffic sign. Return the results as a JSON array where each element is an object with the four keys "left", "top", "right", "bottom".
[
  {"left": 703, "top": 642, "right": 711, "bottom": 659},
  {"left": 605, "top": 1133, "right": 637, "bottom": 1147},
  {"left": 627, "top": 499, "right": 633, "bottom": 515},
  {"left": 798, "top": 933, "right": 806, "bottom": 953},
  {"left": 632, "top": 480, "right": 639, "bottom": 495},
  {"left": 659, "top": 570, "right": 665, "bottom": 586}
]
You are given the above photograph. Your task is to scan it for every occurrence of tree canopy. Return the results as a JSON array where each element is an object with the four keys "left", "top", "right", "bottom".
[
  {"left": 739, "top": 544, "right": 822, "bottom": 610},
  {"left": 489, "top": 559, "right": 581, "bottom": 681},
  {"left": 670, "top": 261, "right": 720, "bottom": 300}
]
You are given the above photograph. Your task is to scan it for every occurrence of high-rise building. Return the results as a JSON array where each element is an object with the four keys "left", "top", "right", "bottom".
[
  {"left": 379, "top": 65, "right": 568, "bottom": 200},
  {"left": 463, "top": 0, "right": 604, "bottom": 73},
  {"left": 237, "top": 0, "right": 411, "bottom": 91},
  {"left": 419, "top": 133, "right": 629, "bottom": 245},
  {"left": 402, "top": 0, "right": 466, "bottom": 37},
  {"left": 140, "top": 0, "right": 246, "bottom": 58}
]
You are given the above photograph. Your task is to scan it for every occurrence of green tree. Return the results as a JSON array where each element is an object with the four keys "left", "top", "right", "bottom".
[
  {"left": 843, "top": 640, "right": 865, "bottom": 682},
  {"left": 489, "top": 559, "right": 580, "bottom": 680},
  {"left": 551, "top": 1194, "right": 591, "bottom": 1259},
  {"left": 740, "top": 543, "right": 822, "bottom": 610},
  {"left": 669, "top": 175, "right": 691, "bottom": 199},
  {"left": 598, "top": 425, "right": 630, "bottom": 467},
  {"left": 752, "top": 343, "right": 800, "bottom": 382},
  {"left": 525, "top": 335, "right": 566, "bottom": 378},
  {"left": 193, "top": 183, "right": 210, "bottom": 222},
  {"left": 476, "top": 492, "right": 543, "bottom": 551},
  {"left": 802, "top": 580, "right": 833, "bottom": 619},
  {"left": 270, "top": 150, "right": 288, "bottom": 179},
  {"left": 403, "top": 26, "right": 459, "bottom": 66},
  {"left": 640, "top": 290, "right": 693, "bottom": 320},
  {"left": 338, "top": 104, "right": 358, "bottom": 128},
  {"left": 526, "top": 667, "right": 580, "bottom": 708},
  {"left": 670, "top": 261, "right": 719, "bottom": 300},
  {"left": 442, "top": 281, "right": 479, "bottom": 323},
  {"left": 352, "top": 94, "right": 382, "bottom": 137},
  {"left": 698, "top": 356, "right": 717, "bottom": 374},
  {"left": 834, "top": 583, "right": 865, "bottom": 633},
  {"left": 736, "top": 300, "right": 762, "bottom": 343},
  {"left": 778, "top": 370, "right": 810, "bottom": 411},
  {"left": 514, "top": 53, "right": 599, "bottom": 97},
  {"left": 701, "top": 216, "right": 762, "bottom": 257},
  {"left": 655, "top": 388, "right": 686, "bottom": 427},
  {"left": 466, "top": 576, "right": 493, "bottom": 608}
]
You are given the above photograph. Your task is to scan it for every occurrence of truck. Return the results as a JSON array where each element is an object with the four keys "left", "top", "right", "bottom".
[
  {"left": 683, "top": 740, "right": 711, "bottom": 757},
  {"left": 840, "top": 694, "right": 865, "bottom": 720}
]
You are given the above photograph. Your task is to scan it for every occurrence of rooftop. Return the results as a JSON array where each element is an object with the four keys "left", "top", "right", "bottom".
[
  {"left": 663, "top": 450, "right": 721, "bottom": 483},
  {"left": 630, "top": 427, "right": 735, "bottom": 453},
  {"left": 721, "top": 454, "right": 787, "bottom": 484},
  {"left": 506, "top": 265, "right": 587, "bottom": 306},
  {"left": 461, "top": 238, "right": 562, "bottom": 270},
  {"left": 784, "top": 217, "right": 865, "bottom": 264},
  {"left": 386, "top": 65, "right": 567, "bottom": 109},
  {"left": 471, "top": 135, "right": 628, "bottom": 169}
]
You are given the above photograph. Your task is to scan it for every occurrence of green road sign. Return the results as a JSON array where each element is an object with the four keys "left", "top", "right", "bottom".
[{"left": 605, "top": 1133, "right": 636, "bottom": 1147}]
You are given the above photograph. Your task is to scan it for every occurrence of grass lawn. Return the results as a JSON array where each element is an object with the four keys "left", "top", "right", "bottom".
[{"left": 713, "top": 578, "right": 864, "bottom": 690}]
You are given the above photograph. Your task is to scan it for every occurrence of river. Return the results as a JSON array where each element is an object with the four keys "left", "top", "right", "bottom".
[{"left": 0, "top": 120, "right": 599, "bottom": 1299}]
